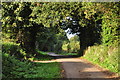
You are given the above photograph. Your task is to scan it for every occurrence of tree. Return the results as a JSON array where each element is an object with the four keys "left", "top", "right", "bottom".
[
  {"left": 2, "top": 2, "right": 43, "bottom": 55},
  {"left": 2, "top": 2, "right": 119, "bottom": 57},
  {"left": 41, "top": 2, "right": 119, "bottom": 56}
]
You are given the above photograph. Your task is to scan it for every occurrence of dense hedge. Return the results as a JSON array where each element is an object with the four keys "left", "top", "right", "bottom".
[
  {"left": 2, "top": 43, "right": 61, "bottom": 78},
  {"left": 2, "top": 53, "right": 31, "bottom": 78},
  {"left": 2, "top": 52, "right": 61, "bottom": 78},
  {"left": 2, "top": 42, "right": 27, "bottom": 60}
]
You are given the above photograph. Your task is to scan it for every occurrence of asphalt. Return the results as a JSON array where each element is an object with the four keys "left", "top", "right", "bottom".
[{"left": 33, "top": 53, "right": 119, "bottom": 79}]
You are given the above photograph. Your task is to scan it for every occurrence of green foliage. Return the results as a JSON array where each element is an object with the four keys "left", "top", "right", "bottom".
[
  {"left": 2, "top": 2, "right": 119, "bottom": 78},
  {"left": 83, "top": 45, "right": 119, "bottom": 73},
  {"left": 2, "top": 52, "right": 62, "bottom": 78},
  {"left": 69, "top": 36, "right": 80, "bottom": 53},
  {"left": 2, "top": 2, "right": 42, "bottom": 54},
  {"left": 101, "top": 13, "right": 119, "bottom": 46},
  {"left": 36, "top": 27, "right": 68, "bottom": 53},
  {"left": 2, "top": 2, "right": 119, "bottom": 54},
  {"left": 58, "top": 52, "right": 78, "bottom": 56},
  {"left": 2, "top": 42, "right": 26, "bottom": 59},
  {"left": 35, "top": 50, "right": 53, "bottom": 61},
  {"left": 2, "top": 43, "right": 61, "bottom": 78},
  {"left": 62, "top": 35, "right": 80, "bottom": 53},
  {"left": 82, "top": 2, "right": 119, "bottom": 46},
  {"left": 36, "top": 50, "right": 48, "bottom": 55}
]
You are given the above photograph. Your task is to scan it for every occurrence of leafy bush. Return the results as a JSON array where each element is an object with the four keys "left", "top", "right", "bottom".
[
  {"left": 59, "top": 52, "right": 78, "bottom": 56},
  {"left": 83, "top": 45, "right": 119, "bottom": 73},
  {"left": 36, "top": 50, "right": 48, "bottom": 55},
  {"left": 2, "top": 42, "right": 26, "bottom": 60},
  {"left": 62, "top": 35, "right": 80, "bottom": 53},
  {"left": 2, "top": 43, "right": 61, "bottom": 78},
  {"left": 2, "top": 52, "right": 30, "bottom": 78},
  {"left": 35, "top": 50, "right": 53, "bottom": 61},
  {"left": 2, "top": 52, "right": 61, "bottom": 78}
]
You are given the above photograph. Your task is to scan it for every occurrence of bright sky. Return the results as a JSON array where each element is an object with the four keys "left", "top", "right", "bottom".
[
  {"left": 65, "top": 28, "right": 76, "bottom": 39},
  {"left": 66, "top": 33, "right": 76, "bottom": 39}
]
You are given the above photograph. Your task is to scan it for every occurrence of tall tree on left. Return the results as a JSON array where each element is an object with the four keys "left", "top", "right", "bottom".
[{"left": 2, "top": 2, "right": 42, "bottom": 55}]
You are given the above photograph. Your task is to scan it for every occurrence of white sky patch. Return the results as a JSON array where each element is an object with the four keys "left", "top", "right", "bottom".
[
  {"left": 65, "top": 28, "right": 76, "bottom": 39},
  {"left": 66, "top": 33, "right": 76, "bottom": 39}
]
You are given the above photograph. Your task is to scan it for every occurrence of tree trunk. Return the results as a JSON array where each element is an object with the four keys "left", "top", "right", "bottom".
[
  {"left": 78, "top": 27, "right": 88, "bottom": 56},
  {"left": 16, "top": 24, "right": 40, "bottom": 56}
]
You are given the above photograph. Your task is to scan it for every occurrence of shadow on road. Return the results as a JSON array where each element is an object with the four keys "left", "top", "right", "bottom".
[
  {"left": 33, "top": 52, "right": 119, "bottom": 79},
  {"left": 47, "top": 52, "right": 79, "bottom": 59},
  {"left": 52, "top": 55, "right": 79, "bottom": 59}
]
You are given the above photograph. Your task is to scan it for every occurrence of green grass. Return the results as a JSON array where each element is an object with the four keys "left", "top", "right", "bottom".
[
  {"left": 25, "top": 63, "right": 61, "bottom": 78},
  {"left": 36, "top": 49, "right": 78, "bottom": 56},
  {"left": 2, "top": 42, "right": 62, "bottom": 78},
  {"left": 2, "top": 53, "right": 62, "bottom": 78},
  {"left": 23, "top": 62, "right": 62, "bottom": 78},
  {"left": 59, "top": 52, "right": 78, "bottom": 56},
  {"left": 83, "top": 45, "right": 119, "bottom": 74},
  {"left": 34, "top": 50, "right": 53, "bottom": 61},
  {"left": 36, "top": 50, "right": 48, "bottom": 55},
  {"left": 33, "top": 55, "right": 53, "bottom": 61}
]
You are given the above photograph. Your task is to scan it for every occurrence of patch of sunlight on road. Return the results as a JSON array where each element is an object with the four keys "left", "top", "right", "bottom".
[{"left": 33, "top": 58, "right": 85, "bottom": 63}]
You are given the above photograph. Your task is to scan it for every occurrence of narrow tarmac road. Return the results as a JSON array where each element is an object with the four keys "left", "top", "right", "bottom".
[
  {"left": 61, "top": 58, "right": 119, "bottom": 79},
  {"left": 61, "top": 59, "right": 107, "bottom": 78},
  {"left": 33, "top": 53, "right": 119, "bottom": 79},
  {"left": 34, "top": 58, "right": 118, "bottom": 79}
]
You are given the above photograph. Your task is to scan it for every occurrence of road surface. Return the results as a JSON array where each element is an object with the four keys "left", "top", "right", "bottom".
[{"left": 33, "top": 53, "right": 119, "bottom": 79}]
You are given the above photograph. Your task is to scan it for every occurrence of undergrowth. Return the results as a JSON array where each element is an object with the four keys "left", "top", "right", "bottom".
[
  {"left": 2, "top": 42, "right": 62, "bottom": 78},
  {"left": 35, "top": 50, "right": 53, "bottom": 61},
  {"left": 2, "top": 53, "right": 61, "bottom": 78},
  {"left": 83, "top": 45, "right": 119, "bottom": 73},
  {"left": 58, "top": 52, "right": 78, "bottom": 56}
]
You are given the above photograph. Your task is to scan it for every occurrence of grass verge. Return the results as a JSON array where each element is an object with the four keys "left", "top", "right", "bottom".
[
  {"left": 83, "top": 45, "right": 119, "bottom": 74},
  {"left": 2, "top": 53, "right": 62, "bottom": 78},
  {"left": 59, "top": 52, "right": 78, "bottom": 56},
  {"left": 34, "top": 50, "right": 53, "bottom": 61}
]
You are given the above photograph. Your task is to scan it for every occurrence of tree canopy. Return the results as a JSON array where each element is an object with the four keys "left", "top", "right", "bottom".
[{"left": 2, "top": 2, "right": 120, "bottom": 56}]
